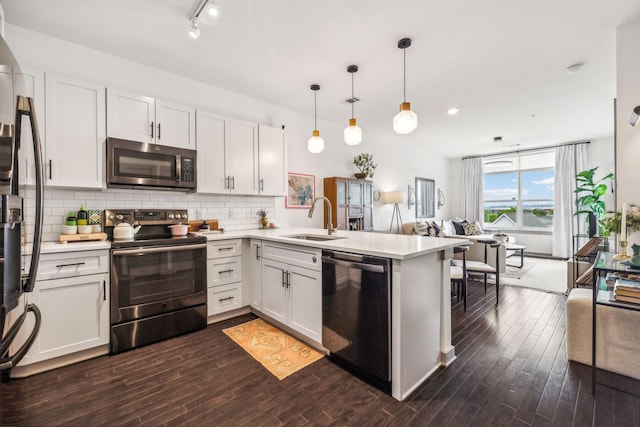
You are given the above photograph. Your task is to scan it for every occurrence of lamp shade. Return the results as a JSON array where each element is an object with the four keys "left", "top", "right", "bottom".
[
  {"left": 344, "top": 118, "right": 362, "bottom": 146},
  {"left": 383, "top": 191, "right": 404, "bottom": 205},
  {"left": 393, "top": 102, "right": 417, "bottom": 134},
  {"left": 308, "top": 130, "right": 324, "bottom": 153}
]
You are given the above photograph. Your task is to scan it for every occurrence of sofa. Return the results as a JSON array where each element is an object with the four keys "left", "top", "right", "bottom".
[{"left": 402, "top": 220, "right": 514, "bottom": 274}]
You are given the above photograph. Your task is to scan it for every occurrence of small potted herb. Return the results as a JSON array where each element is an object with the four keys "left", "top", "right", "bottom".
[{"left": 353, "top": 153, "right": 377, "bottom": 179}]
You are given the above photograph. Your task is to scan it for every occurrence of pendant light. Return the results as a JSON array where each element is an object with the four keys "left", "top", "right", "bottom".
[
  {"left": 308, "top": 84, "right": 324, "bottom": 153},
  {"left": 344, "top": 65, "right": 362, "bottom": 146},
  {"left": 393, "top": 38, "right": 417, "bottom": 134}
]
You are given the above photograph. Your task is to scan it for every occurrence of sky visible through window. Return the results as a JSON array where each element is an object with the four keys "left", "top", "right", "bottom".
[{"left": 484, "top": 170, "right": 554, "bottom": 206}]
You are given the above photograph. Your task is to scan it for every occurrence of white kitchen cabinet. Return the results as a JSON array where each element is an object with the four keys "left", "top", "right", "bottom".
[
  {"left": 18, "top": 250, "right": 110, "bottom": 366},
  {"left": 45, "top": 74, "right": 105, "bottom": 188},
  {"left": 15, "top": 68, "right": 45, "bottom": 187},
  {"left": 106, "top": 88, "right": 195, "bottom": 149},
  {"left": 260, "top": 242, "right": 321, "bottom": 342},
  {"left": 248, "top": 239, "right": 262, "bottom": 310},
  {"left": 257, "top": 124, "right": 286, "bottom": 196},
  {"left": 226, "top": 119, "right": 258, "bottom": 195},
  {"left": 206, "top": 239, "right": 243, "bottom": 316},
  {"left": 196, "top": 110, "right": 227, "bottom": 193}
]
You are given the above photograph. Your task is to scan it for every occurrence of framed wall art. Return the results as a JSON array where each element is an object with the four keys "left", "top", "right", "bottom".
[{"left": 286, "top": 172, "right": 315, "bottom": 208}]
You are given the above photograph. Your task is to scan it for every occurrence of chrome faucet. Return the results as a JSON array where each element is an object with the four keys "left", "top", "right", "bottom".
[{"left": 308, "top": 196, "right": 337, "bottom": 235}]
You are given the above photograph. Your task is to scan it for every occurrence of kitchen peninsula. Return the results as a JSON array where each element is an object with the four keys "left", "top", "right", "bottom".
[{"left": 202, "top": 227, "right": 466, "bottom": 401}]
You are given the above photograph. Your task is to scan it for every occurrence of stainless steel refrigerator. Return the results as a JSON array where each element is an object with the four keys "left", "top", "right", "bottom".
[{"left": 0, "top": 34, "right": 44, "bottom": 381}]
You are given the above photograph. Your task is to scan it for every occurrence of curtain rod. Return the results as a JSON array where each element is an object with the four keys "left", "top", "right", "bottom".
[{"left": 461, "top": 140, "right": 590, "bottom": 161}]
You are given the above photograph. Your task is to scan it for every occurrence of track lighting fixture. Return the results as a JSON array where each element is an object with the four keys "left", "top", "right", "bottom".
[
  {"left": 308, "top": 84, "right": 325, "bottom": 154},
  {"left": 188, "top": 0, "right": 219, "bottom": 39},
  {"left": 393, "top": 38, "right": 418, "bottom": 134},
  {"left": 630, "top": 105, "right": 640, "bottom": 127},
  {"left": 344, "top": 65, "right": 362, "bottom": 146}
]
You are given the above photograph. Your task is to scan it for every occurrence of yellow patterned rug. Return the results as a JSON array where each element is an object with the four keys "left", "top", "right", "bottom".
[{"left": 222, "top": 318, "right": 324, "bottom": 380}]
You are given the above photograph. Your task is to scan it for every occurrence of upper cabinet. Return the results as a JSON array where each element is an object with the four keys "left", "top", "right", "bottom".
[
  {"left": 196, "top": 116, "right": 286, "bottom": 196},
  {"left": 257, "top": 125, "right": 286, "bottom": 197},
  {"left": 106, "top": 89, "right": 195, "bottom": 150},
  {"left": 15, "top": 68, "right": 45, "bottom": 187},
  {"left": 45, "top": 74, "right": 105, "bottom": 189}
]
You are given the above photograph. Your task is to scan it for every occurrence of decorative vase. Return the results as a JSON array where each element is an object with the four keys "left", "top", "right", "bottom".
[
  {"left": 354, "top": 172, "right": 366, "bottom": 179},
  {"left": 261, "top": 217, "right": 268, "bottom": 229}
]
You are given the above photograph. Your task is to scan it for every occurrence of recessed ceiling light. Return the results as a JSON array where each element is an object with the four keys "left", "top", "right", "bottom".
[
  {"left": 566, "top": 63, "right": 585, "bottom": 74},
  {"left": 447, "top": 108, "right": 459, "bottom": 115}
]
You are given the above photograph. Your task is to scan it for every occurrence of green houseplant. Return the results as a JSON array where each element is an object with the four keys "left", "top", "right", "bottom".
[
  {"left": 353, "top": 153, "right": 377, "bottom": 179},
  {"left": 575, "top": 167, "right": 613, "bottom": 236}
]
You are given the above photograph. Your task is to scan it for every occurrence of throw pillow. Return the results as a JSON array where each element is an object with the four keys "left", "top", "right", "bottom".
[
  {"left": 415, "top": 220, "right": 430, "bottom": 236},
  {"left": 463, "top": 221, "right": 482, "bottom": 235},
  {"left": 441, "top": 220, "right": 455, "bottom": 236},
  {"left": 451, "top": 219, "right": 468, "bottom": 235},
  {"left": 432, "top": 221, "right": 442, "bottom": 237}
]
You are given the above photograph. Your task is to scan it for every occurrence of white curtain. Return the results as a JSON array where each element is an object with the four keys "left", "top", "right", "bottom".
[
  {"left": 552, "top": 144, "right": 586, "bottom": 258},
  {"left": 462, "top": 157, "right": 484, "bottom": 223}
]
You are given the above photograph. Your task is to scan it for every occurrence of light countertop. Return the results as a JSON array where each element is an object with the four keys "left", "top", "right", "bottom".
[
  {"left": 194, "top": 227, "right": 468, "bottom": 260},
  {"left": 27, "top": 228, "right": 468, "bottom": 260}
]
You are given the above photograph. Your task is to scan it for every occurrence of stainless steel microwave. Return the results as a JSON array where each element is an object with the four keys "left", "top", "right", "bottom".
[{"left": 106, "top": 138, "right": 197, "bottom": 192}]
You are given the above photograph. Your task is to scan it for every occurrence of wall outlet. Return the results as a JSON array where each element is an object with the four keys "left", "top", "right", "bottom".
[
  {"left": 229, "top": 208, "right": 234, "bottom": 219},
  {"left": 196, "top": 209, "right": 203, "bottom": 220}
]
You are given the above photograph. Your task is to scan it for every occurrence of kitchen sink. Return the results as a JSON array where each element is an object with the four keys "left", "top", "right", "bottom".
[{"left": 283, "top": 234, "right": 347, "bottom": 241}]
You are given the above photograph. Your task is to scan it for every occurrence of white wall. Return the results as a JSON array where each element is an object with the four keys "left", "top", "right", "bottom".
[
  {"left": 616, "top": 17, "right": 640, "bottom": 206},
  {"left": 5, "top": 24, "right": 452, "bottom": 233}
]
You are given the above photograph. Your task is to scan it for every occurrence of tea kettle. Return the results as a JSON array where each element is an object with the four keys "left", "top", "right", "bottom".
[{"left": 113, "top": 222, "right": 142, "bottom": 240}]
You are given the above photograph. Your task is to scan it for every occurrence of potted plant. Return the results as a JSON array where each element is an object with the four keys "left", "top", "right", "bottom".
[
  {"left": 601, "top": 205, "right": 640, "bottom": 237},
  {"left": 353, "top": 153, "right": 377, "bottom": 179},
  {"left": 256, "top": 208, "right": 268, "bottom": 229},
  {"left": 575, "top": 167, "right": 613, "bottom": 237}
]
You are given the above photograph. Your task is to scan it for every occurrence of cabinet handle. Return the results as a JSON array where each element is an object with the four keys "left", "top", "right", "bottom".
[
  {"left": 282, "top": 270, "right": 286, "bottom": 287},
  {"left": 48, "top": 159, "right": 52, "bottom": 180},
  {"left": 157, "top": 123, "right": 161, "bottom": 139},
  {"left": 260, "top": 179, "right": 264, "bottom": 191},
  {"left": 287, "top": 271, "right": 291, "bottom": 288},
  {"left": 103, "top": 280, "right": 106, "bottom": 301},
  {"left": 255, "top": 244, "right": 261, "bottom": 260},
  {"left": 55, "top": 262, "right": 86, "bottom": 268},
  {"left": 224, "top": 176, "right": 229, "bottom": 189},
  {"left": 218, "top": 247, "right": 234, "bottom": 252},
  {"left": 219, "top": 296, "right": 234, "bottom": 302},
  {"left": 218, "top": 269, "right": 234, "bottom": 275},
  {"left": 150, "top": 121, "right": 154, "bottom": 139},
  {"left": 231, "top": 176, "right": 235, "bottom": 190}
]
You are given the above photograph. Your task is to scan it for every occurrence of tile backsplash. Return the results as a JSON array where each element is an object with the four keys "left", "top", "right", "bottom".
[{"left": 21, "top": 187, "right": 277, "bottom": 243}]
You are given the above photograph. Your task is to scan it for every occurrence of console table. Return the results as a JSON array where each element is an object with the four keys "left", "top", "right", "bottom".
[{"left": 591, "top": 251, "right": 640, "bottom": 395}]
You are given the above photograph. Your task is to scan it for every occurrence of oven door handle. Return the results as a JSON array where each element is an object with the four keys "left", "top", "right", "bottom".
[
  {"left": 112, "top": 243, "right": 207, "bottom": 256},
  {"left": 321, "top": 256, "right": 386, "bottom": 273}
]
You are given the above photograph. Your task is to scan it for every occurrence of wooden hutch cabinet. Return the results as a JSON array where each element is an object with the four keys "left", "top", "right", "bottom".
[{"left": 323, "top": 177, "right": 373, "bottom": 231}]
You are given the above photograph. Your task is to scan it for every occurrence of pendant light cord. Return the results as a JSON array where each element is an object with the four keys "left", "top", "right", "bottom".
[
  {"left": 314, "top": 90, "right": 317, "bottom": 130},
  {"left": 351, "top": 72, "right": 355, "bottom": 119},
  {"left": 403, "top": 48, "right": 407, "bottom": 103}
]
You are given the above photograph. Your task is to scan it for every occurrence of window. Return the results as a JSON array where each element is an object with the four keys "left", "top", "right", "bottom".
[{"left": 483, "top": 151, "right": 555, "bottom": 229}]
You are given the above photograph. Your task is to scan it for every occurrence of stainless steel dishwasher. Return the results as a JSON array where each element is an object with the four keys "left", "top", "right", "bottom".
[{"left": 321, "top": 249, "right": 391, "bottom": 392}]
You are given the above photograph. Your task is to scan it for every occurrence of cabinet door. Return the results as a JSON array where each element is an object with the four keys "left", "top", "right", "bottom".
[
  {"left": 156, "top": 100, "right": 196, "bottom": 149},
  {"left": 261, "top": 258, "right": 287, "bottom": 324},
  {"left": 227, "top": 119, "right": 258, "bottom": 195},
  {"left": 196, "top": 110, "right": 228, "bottom": 193},
  {"left": 106, "top": 89, "right": 155, "bottom": 143},
  {"left": 288, "top": 264, "right": 321, "bottom": 343},
  {"left": 45, "top": 75, "right": 106, "bottom": 188},
  {"left": 15, "top": 68, "right": 45, "bottom": 187},
  {"left": 257, "top": 124, "right": 286, "bottom": 196},
  {"left": 27, "top": 272, "right": 109, "bottom": 363},
  {"left": 249, "top": 239, "right": 262, "bottom": 310},
  {"left": 363, "top": 181, "right": 373, "bottom": 231},
  {"left": 348, "top": 180, "right": 364, "bottom": 217}
]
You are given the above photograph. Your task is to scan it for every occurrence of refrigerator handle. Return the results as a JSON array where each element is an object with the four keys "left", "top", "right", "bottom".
[{"left": 15, "top": 96, "right": 44, "bottom": 293}]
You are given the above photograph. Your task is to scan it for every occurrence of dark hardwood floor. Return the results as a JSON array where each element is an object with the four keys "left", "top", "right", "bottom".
[{"left": 2, "top": 281, "right": 640, "bottom": 426}]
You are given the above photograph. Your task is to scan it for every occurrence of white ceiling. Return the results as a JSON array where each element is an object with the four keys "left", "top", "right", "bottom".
[{"left": 3, "top": 0, "right": 640, "bottom": 158}]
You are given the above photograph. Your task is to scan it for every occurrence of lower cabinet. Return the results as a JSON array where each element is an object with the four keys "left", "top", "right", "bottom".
[
  {"left": 13, "top": 249, "right": 110, "bottom": 368},
  {"left": 260, "top": 242, "right": 321, "bottom": 343},
  {"left": 206, "top": 239, "right": 243, "bottom": 316}
]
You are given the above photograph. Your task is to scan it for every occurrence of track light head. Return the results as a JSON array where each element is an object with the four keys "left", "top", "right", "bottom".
[
  {"left": 188, "top": 20, "right": 200, "bottom": 39},
  {"left": 630, "top": 105, "right": 640, "bottom": 127},
  {"left": 208, "top": 1, "right": 219, "bottom": 17}
]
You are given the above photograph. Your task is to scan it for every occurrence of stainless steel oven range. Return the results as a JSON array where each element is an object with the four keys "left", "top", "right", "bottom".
[{"left": 104, "top": 209, "right": 207, "bottom": 354}]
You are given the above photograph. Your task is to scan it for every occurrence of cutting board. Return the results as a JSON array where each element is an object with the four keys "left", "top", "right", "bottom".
[
  {"left": 59, "top": 232, "right": 108, "bottom": 243},
  {"left": 188, "top": 219, "right": 219, "bottom": 233}
]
